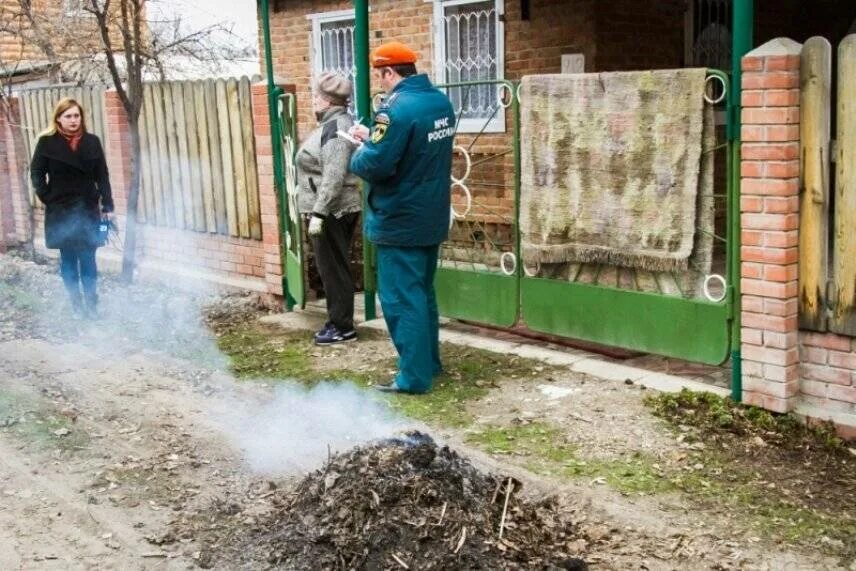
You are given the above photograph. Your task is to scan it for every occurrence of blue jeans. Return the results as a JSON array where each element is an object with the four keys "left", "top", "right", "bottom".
[
  {"left": 376, "top": 244, "right": 442, "bottom": 393},
  {"left": 60, "top": 247, "right": 98, "bottom": 307}
]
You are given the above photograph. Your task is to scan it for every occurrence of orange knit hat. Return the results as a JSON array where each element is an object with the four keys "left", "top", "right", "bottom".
[{"left": 370, "top": 41, "right": 418, "bottom": 68}]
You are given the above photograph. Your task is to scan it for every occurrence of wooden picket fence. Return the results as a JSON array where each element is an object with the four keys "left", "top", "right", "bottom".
[
  {"left": 799, "top": 34, "right": 855, "bottom": 336},
  {"left": 16, "top": 85, "right": 108, "bottom": 205},
  {"left": 138, "top": 77, "right": 261, "bottom": 239},
  {"left": 15, "top": 78, "right": 262, "bottom": 240}
]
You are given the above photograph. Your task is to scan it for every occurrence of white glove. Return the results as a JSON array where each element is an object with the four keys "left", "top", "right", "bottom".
[{"left": 308, "top": 215, "right": 324, "bottom": 236}]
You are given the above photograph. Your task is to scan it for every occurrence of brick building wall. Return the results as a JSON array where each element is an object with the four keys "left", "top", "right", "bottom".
[
  {"left": 594, "top": 0, "right": 686, "bottom": 72},
  {"left": 262, "top": 0, "right": 687, "bottom": 138},
  {"left": 740, "top": 38, "right": 855, "bottom": 437},
  {"left": 0, "top": 0, "right": 125, "bottom": 67},
  {"left": 262, "top": 0, "right": 686, "bottom": 245},
  {"left": 0, "top": 109, "right": 13, "bottom": 252},
  {"left": 0, "top": 101, "right": 33, "bottom": 248}
]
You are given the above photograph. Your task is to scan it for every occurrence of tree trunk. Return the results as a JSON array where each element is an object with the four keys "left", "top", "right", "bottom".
[{"left": 121, "top": 117, "right": 142, "bottom": 282}]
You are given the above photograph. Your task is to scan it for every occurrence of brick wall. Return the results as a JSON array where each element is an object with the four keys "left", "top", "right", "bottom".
[
  {"left": 264, "top": 0, "right": 433, "bottom": 137},
  {"left": 594, "top": 0, "right": 685, "bottom": 72},
  {"left": 263, "top": 0, "right": 687, "bottom": 138},
  {"left": 739, "top": 39, "right": 803, "bottom": 413},
  {"left": 740, "top": 38, "right": 856, "bottom": 437},
  {"left": 0, "top": 108, "right": 13, "bottom": 252},
  {"left": 800, "top": 333, "right": 856, "bottom": 424},
  {"left": 0, "top": 84, "right": 284, "bottom": 300},
  {"left": 0, "top": 0, "right": 130, "bottom": 69},
  {"left": 263, "top": 0, "right": 682, "bottom": 236}
]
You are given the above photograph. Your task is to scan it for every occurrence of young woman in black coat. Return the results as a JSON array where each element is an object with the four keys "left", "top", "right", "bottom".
[{"left": 30, "top": 97, "right": 114, "bottom": 318}]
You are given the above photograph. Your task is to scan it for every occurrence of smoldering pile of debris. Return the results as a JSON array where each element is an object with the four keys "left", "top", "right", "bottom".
[{"left": 203, "top": 432, "right": 588, "bottom": 570}]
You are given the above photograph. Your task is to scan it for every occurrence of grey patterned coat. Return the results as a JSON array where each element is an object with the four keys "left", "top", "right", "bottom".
[{"left": 296, "top": 107, "right": 361, "bottom": 218}]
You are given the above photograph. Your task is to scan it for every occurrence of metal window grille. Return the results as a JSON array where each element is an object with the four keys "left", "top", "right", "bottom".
[
  {"left": 314, "top": 17, "right": 356, "bottom": 115},
  {"left": 438, "top": 0, "right": 503, "bottom": 131},
  {"left": 319, "top": 20, "right": 355, "bottom": 81},
  {"left": 688, "top": 0, "right": 732, "bottom": 71}
]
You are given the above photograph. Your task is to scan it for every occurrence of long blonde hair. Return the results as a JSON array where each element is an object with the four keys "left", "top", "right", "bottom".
[{"left": 39, "top": 97, "right": 88, "bottom": 137}]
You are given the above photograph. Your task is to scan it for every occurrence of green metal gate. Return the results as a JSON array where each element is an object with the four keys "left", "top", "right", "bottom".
[
  {"left": 435, "top": 80, "right": 521, "bottom": 328},
  {"left": 433, "top": 73, "right": 737, "bottom": 366},
  {"left": 277, "top": 92, "right": 306, "bottom": 308}
]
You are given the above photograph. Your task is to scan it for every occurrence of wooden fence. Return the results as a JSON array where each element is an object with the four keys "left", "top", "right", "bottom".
[
  {"left": 15, "top": 78, "right": 263, "bottom": 240},
  {"left": 138, "top": 77, "right": 262, "bottom": 239},
  {"left": 799, "top": 34, "right": 855, "bottom": 336},
  {"left": 16, "top": 85, "right": 108, "bottom": 205}
]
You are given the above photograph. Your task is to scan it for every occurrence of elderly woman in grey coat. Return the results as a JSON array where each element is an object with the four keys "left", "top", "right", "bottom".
[{"left": 297, "top": 72, "right": 362, "bottom": 345}]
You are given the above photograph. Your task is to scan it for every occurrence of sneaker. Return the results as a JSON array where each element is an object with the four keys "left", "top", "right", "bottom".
[
  {"left": 314, "top": 325, "right": 357, "bottom": 346},
  {"left": 313, "top": 321, "right": 333, "bottom": 341}
]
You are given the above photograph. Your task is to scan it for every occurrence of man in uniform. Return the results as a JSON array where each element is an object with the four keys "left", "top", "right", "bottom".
[{"left": 349, "top": 41, "right": 455, "bottom": 394}]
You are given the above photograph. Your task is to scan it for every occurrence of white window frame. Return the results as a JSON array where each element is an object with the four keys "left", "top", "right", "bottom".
[
  {"left": 308, "top": 9, "right": 357, "bottom": 113},
  {"left": 431, "top": 0, "right": 505, "bottom": 133}
]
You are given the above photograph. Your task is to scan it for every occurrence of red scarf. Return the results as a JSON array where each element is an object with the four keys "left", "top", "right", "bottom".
[{"left": 58, "top": 126, "right": 83, "bottom": 152}]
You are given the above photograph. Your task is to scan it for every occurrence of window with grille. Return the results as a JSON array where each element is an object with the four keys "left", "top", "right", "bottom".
[
  {"left": 433, "top": 0, "right": 505, "bottom": 133},
  {"left": 309, "top": 10, "right": 356, "bottom": 115}
]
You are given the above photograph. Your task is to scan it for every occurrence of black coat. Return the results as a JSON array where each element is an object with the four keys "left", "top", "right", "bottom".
[{"left": 30, "top": 132, "right": 114, "bottom": 250}]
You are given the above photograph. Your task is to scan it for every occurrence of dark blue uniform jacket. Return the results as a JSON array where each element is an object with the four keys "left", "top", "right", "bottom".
[{"left": 350, "top": 73, "right": 455, "bottom": 247}]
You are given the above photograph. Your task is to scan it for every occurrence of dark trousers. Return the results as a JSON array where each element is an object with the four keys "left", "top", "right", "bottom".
[
  {"left": 59, "top": 247, "right": 98, "bottom": 307},
  {"left": 311, "top": 212, "right": 359, "bottom": 331},
  {"left": 376, "top": 244, "right": 442, "bottom": 394}
]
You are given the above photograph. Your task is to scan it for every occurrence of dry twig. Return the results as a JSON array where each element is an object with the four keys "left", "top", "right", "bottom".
[
  {"left": 454, "top": 526, "right": 467, "bottom": 554},
  {"left": 499, "top": 477, "right": 513, "bottom": 539},
  {"left": 390, "top": 553, "right": 409, "bottom": 569}
]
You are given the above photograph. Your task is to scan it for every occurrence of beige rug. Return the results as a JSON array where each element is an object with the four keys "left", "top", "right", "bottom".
[{"left": 519, "top": 69, "right": 713, "bottom": 273}]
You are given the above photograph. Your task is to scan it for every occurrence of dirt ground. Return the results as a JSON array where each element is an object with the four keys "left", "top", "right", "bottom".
[{"left": 0, "top": 252, "right": 852, "bottom": 570}]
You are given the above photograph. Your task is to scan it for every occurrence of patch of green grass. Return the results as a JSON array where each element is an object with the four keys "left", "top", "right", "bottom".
[
  {"left": 466, "top": 418, "right": 856, "bottom": 553},
  {"left": 0, "top": 389, "right": 88, "bottom": 452},
  {"left": 665, "top": 454, "right": 856, "bottom": 552},
  {"left": 0, "top": 282, "right": 42, "bottom": 310},
  {"left": 644, "top": 388, "right": 844, "bottom": 449},
  {"left": 216, "top": 325, "right": 315, "bottom": 380},
  {"left": 386, "top": 345, "right": 553, "bottom": 428},
  {"left": 466, "top": 421, "right": 672, "bottom": 495},
  {"left": 644, "top": 390, "right": 855, "bottom": 555},
  {"left": 215, "top": 321, "right": 554, "bottom": 428}
]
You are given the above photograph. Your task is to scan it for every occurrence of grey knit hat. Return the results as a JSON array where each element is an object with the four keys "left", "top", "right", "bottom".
[{"left": 314, "top": 72, "right": 351, "bottom": 106}]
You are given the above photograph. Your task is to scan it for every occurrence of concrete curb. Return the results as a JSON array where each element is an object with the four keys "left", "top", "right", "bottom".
[{"left": 359, "top": 317, "right": 731, "bottom": 398}]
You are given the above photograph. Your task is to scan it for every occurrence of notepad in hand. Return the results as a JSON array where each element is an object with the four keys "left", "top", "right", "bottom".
[{"left": 337, "top": 130, "right": 362, "bottom": 145}]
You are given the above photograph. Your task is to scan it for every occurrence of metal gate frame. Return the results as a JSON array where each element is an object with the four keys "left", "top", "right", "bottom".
[
  {"left": 432, "top": 73, "right": 736, "bottom": 366},
  {"left": 434, "top": 79, "right": 521, "bottom": 328},
  {"left": 276, "top": 91, "right": 305, "bottom": 308}
]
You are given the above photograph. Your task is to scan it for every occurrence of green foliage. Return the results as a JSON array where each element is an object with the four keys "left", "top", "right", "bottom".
[{"left": 644, "top": 388, "right": 844, "bottom": 450}]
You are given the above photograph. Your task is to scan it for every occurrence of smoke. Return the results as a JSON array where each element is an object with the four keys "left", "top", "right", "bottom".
[
  {"left": 220, "top": 381, "right": 414, "bottom": 475},
  {"left": 2, "top": 233, "right": 412, "bottom": 478}
]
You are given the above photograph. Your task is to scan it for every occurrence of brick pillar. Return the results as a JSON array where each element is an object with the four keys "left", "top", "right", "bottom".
[
  {"left": 739, "top": 38, "right": 803, "bottom": 412},
  {"left": 0, "top": 99, "right": 34, "bottom": 248},
  {"left": 251, "top": 82, "right": 283, "bottom": 297},
  {"left": 103, "top": 89, "right": 131, "bottom": 216},
  {"left": 0, "top": 104, "right": 14, "bottom": 251}
]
